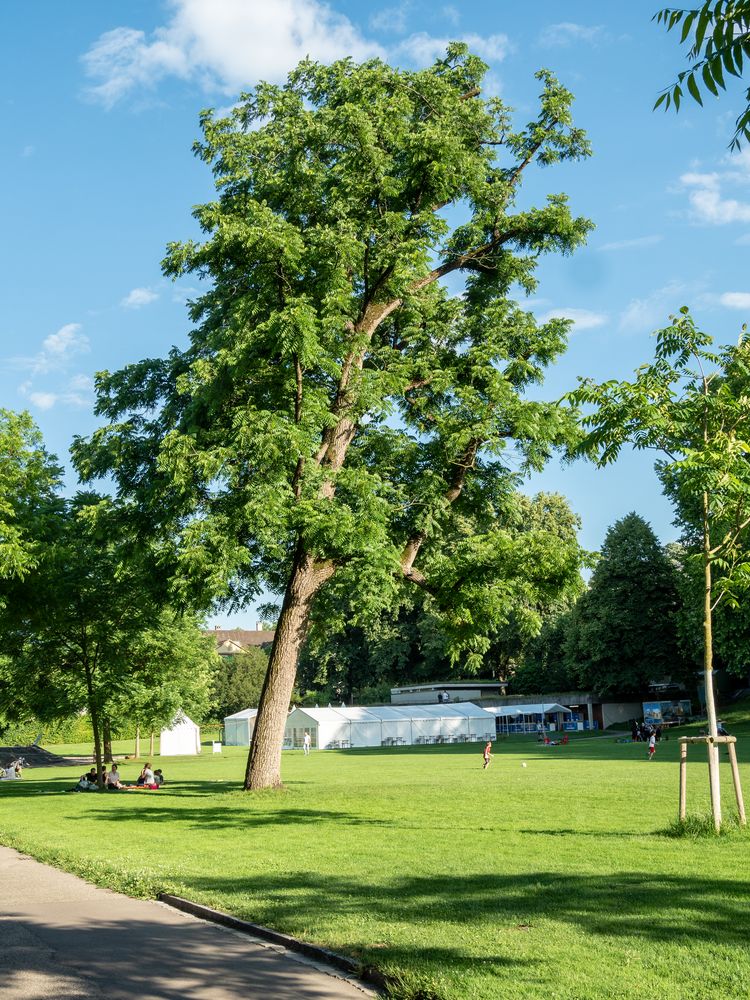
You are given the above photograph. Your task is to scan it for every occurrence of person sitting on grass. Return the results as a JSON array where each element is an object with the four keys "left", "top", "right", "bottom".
[
  {"left": 71, "top": 767, "right": 98, "bottom": 792},
  {"left": 135, "top": 763, "right": 159, "bottom": 789},
  {"left": 106, "top": 763, "right": 124, "bottom": 790},
  {"left": 153, "top": 768, "right": 164, "bottom": 786}
]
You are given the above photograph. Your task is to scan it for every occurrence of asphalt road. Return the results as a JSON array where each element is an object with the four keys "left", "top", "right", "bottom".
[{"left": 0, "top": 846, "right": 376, "bottom": 1000}]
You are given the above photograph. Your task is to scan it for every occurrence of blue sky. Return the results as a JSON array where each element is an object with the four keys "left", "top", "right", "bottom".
[{"left": 3, "top": 0, "right": 750, "bottom": 627}]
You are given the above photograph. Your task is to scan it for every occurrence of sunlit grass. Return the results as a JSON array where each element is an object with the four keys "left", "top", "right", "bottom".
[{"left": 1, "top": 722, "right": 749, "bottom": 1000}]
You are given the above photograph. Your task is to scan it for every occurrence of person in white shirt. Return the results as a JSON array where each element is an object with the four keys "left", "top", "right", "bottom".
[
  {"left": 303, "top": 732, "right": 311, "bottom": 755},
  {"left": 106, "top": 763, "right": 124, "bottom": 790}
]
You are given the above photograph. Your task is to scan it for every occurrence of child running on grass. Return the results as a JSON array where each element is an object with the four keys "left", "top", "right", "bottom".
[
  {"left": 648, "top": 733, "right": 656, "bottom": 760},
  {"left": 483, "top": 741, "right": 492, "bottom": 769}
]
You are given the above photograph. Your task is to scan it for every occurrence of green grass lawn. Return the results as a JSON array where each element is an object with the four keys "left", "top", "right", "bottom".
[{"left": 2, "top": 718, "right": 749, "bottom": 1000}]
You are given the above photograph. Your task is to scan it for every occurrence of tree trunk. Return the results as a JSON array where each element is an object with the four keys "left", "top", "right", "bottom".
[
  {"left": 244, "top": 547, "right": 334, "bottom": 790},
  {"left": 150, "top": 731, "right": 155, "bottom": 757},
  {"left": 135, "top": 725, "right": 141, "bottom": 759},
  {"left": 703, "top": 490, "right": 722, "bottom": 831},
  {"left": 103, "top": 719, "right": 113, "bottom": 764},
  {"left": 83, "top": 660, "right": 104, "bottom": 787}
]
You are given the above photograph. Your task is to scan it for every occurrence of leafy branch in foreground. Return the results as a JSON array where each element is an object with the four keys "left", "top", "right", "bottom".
[{"left": 654, "top": 1, "right": 750, "bottom": 150}]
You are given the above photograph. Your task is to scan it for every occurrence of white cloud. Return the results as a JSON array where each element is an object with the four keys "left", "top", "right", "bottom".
[
  {"left": 679, "top": 150, "right": 750, "bottom": 224},
  {"left": 599, "top": 234, "right": 663, "bottom": 252},
  {"left": 19, "top": 323, "right": 89, "bottom": 375},
  {"left": 619, "top": 281, "right": 688, "bottom": 333},
  {"left": 537, "top": 307, "right": 607, "bottom": 331},
  {"left": 735, "top": 232, "right": 750, "bottom": 245},
  {"left": 370, "top": 5, "right": 409, "bottom": 34},
  {"left": 121, "top": 287, "right": 159, "bottom": 308},
  {"left": 397, "top": 31, "right": 511, "bottom": 65},
  {"left": 28, "top": 391, "right": 58, "bottom": 411},
  {"left": 539, "top": 23, "right": 603, "bottom": 47},
  {"left": 82, "top": 0, "right": 385, "bottom": 107},
  {"left": 441, "top": 6, "right": 460, "bottom": 26},
  {"left": 719, "top": 292, "right": 750, "bottom": 309}
]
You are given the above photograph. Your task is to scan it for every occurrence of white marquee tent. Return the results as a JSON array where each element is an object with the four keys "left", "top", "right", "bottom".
[
  {"left": 160, "top": 713, "right": 201, "bottom": 755},
  {"left": 285, "top": 703, "right": 495, "bottom": 750},
  {"left": 223, "top": 708, "right": 259, "bottom": 746}
]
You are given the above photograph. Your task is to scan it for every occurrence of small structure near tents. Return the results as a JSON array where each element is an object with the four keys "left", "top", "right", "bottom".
[
  {"left": 483, "top": 702, "right": 574, "bottom": 735},
  {"left": 160, "top": 713, "right": 201, "bottom": 755},
  {"left": 223, "top": 708, "right": 258, "bottom": 746},
  {"left": 285, "top": 702, "right": 495, "bottom": 750}
]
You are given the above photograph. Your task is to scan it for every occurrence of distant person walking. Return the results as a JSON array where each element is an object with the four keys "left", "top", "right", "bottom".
[
  {"left": 482, "top": 741, "right": 492, "bottom": 769},
  {"left": 303, "top": 731, "right": 311, "bottom": 756},
  {"left": 648, "top": 733, "right": 656, "bottom": 760}
]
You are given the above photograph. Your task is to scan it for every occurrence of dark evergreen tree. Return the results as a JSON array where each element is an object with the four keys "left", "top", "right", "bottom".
[{"left": 565, "top": 513, "right": 686, "bottom": 695}]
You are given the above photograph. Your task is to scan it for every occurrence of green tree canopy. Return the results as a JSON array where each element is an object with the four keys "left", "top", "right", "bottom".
[
  {"left": 0, "top": 494, "right": 217, "bottom": 780},
  {"left": 0, "top": 409, "right": 62, "bottom": 581},
  {"left": 74, "top": 47, "right": 592, "bottom": 789},
  {"left": 211, "top": 647, "right": 269, "bottom": 720},
  {"left": 563, "top": 513, "right": 686, "bottom": 696}
]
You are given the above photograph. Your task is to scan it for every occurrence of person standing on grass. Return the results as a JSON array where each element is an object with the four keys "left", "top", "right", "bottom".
[
  {"left": 648, "top": 733, "right": 656, "bottom": 760},
  {"left": 303, "top": 731, "right": 311, "bottom": 755},
  {"left": 482, "top": 741, "right": 492, "bottom": 769}
]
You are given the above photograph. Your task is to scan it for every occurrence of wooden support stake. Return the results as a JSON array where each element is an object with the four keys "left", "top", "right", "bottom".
[
  {"left": 679, "top": 740, "right": 687, "bottom": 822},
  {"left": 727, "top": 742, "right": 747, "bottom": 827}
]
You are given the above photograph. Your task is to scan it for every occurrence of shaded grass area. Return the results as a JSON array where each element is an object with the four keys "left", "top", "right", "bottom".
[{"left": 1, "top": 728, "right": 749, "bottom": 999}]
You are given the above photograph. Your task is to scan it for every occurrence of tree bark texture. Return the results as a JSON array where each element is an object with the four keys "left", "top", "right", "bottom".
[
  {"left": 244, "top": 548, "right": 334, "bottom": 790},
  {"left": 103, "top": 719, "right": 113, "bottom": 764}
]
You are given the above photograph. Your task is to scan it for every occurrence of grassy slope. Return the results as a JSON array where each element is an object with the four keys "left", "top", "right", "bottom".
[{"left": 1, "top": 718, "right": 749, "bottom": 1000}]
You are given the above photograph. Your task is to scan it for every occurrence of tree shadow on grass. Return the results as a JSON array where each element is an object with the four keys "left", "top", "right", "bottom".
[
  {"left": 180, "top": 868, "right": 750, "bottom": 952},
  {"left": 81, "top": 803, "right": 398, "bottom": 830}
]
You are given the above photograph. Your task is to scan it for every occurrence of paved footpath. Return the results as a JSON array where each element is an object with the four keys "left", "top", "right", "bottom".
[{"left": 0, "top": 846, "right": 376, "bottom": 1000}]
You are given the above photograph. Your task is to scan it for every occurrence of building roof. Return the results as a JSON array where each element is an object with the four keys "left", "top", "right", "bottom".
[
  {"left": 205, "top": 628, "right": 275, "bottom": 652},
  {"left": 224, "top": 708, "right": 259, "bottom": 721},
  {"left": 483, "top": 703, "right": 572, "bottom": 717},
  {"left": 289, "top": 702, "right": 492, "bottom": 723}
]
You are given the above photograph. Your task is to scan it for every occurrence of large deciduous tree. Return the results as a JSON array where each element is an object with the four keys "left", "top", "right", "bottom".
[
  {"left": 74, "top": 47, "right": 592, "bottom": 790},
  {"left": 569, "top": 310, "right": 750, "bottom": 829}
]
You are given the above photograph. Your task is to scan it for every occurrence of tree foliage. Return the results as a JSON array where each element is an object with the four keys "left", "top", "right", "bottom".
[
  {"left": 211, "top": 648, "right": 270, "bottom": 719},
  {"left": 563, "top": 514, "right": 686, "bottom": 695},
  {"left": 0, "top": 494, "right": 217, "bottom": 779},
  {"left": 73, "top": 47, "right": 593, "bottom": 788},
  {"left": 654, "top": 1, "right": 750, "bottom": 149},
  {"left": 0, "top": 409, "right": 62, "bottom": 582}
]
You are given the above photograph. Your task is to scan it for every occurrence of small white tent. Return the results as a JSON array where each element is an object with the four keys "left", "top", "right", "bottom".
[
  {"left": 160, "top": 713, "right": 201, "bottom": 755},
  {"left": 223, "top": 708, "right": 258, "bottom": 746}
]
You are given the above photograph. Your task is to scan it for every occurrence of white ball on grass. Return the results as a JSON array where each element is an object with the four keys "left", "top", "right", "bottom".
[{"left": 521, "top": 762, "right": 527, "bottom": 768}]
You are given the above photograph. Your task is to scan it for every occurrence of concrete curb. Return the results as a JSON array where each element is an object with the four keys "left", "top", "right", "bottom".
[{"left": 158, "top": 893, "right": 386, "bottom": 993}]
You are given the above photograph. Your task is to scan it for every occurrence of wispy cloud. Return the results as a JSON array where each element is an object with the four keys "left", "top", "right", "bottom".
[
  {"left": 537, "top": 307, "right": 608, "bottom": 331},
  {"left": 719, "top": 291, "right": 750, "bottom": 309},
  {"left": 370, "top": 5, "right": 409, "bottom": 34},
  {"left": 397, "top": 31, "right": 511, "bottom": 64},
  {"left": 121, "top": 287, "right": 159, "bottom": 309},
  {"left": 20, "top": 374, "right": 94, "bottom": 412},
  {"left": 599, "top": 234, "right": 663, "bottom": 252},
  {"left": 538, "top": 23, "right": 604, "bottom": 47},
  {"left": 82, "top": 0, "right": 384, "bottom": 108},
  {"left": 619, "top": 281, "right": 688, "bottom": 333},
  {"left": 28, "top": 323, "right": 90, "bottom": 375}
]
